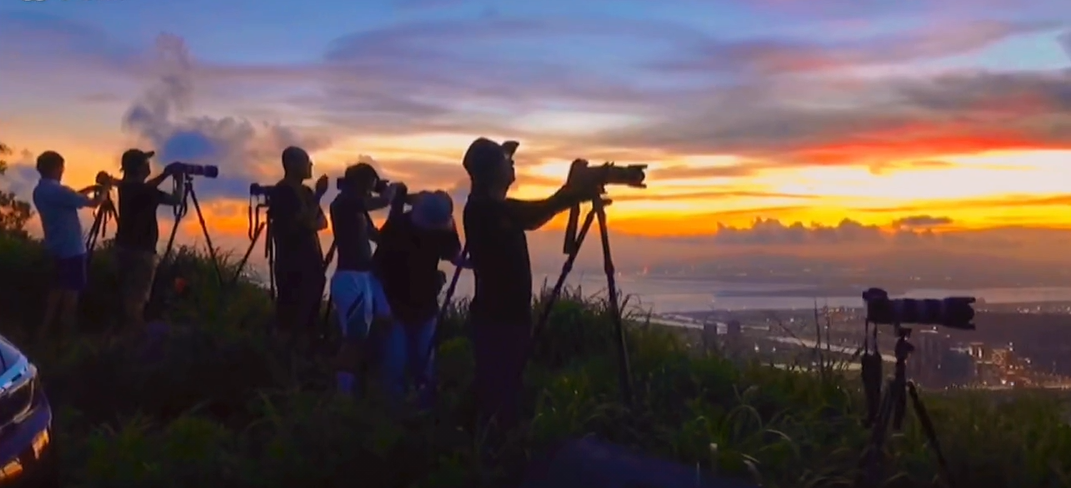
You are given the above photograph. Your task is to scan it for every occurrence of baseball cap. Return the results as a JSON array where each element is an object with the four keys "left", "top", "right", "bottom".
[
  {"left": 344, "top": 162, "right": 380, "bottom": 185},
  {"left": 462, "top": 137, "right": 507, "bottom": 179},
  {"left": 410, "top": 191, "right": 454, "bottom": 230},
  {"left": 121, "top": 148, "right": 155, "bottom": 171}
]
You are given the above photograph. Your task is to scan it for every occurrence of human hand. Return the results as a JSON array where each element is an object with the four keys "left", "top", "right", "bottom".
[
  {"left": 382, "top": 182, "right": 400, "bottom": 202},
  {"left": 564, "top": 159, "right": 603, "bottom": 201},
  {"left": 314, "top": 175, "right": 330, "bottom": 197}
]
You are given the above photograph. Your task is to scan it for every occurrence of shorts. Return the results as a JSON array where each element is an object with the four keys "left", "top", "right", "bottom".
[
  {"left": 52, "top": 254, "right": 87, "bottom": 292},
  {"left": 330, "top": 270, "right": 390, "bottom": 340},
  {"left": 115, "top": 247, "right": 158, "bottom": 305},
  {"left": 275, "top": 266, "right": 326, "bottom": 331}
]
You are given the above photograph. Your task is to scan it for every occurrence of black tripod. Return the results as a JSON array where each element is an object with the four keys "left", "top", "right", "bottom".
[
  {"left": 152, "top": 175, "right": 225, "bottom": 302},
  {"left": 232, "top": 189, "right": 274, "bottom": 297},
  {"left": 531, "top": 197, "right": 634, "bottom": 405},
  {"left": 84, "top": 192, "right": 118, "bottom": 265},
  {"left": 858, "top": 323, "right": 953, "bottom": 488}
]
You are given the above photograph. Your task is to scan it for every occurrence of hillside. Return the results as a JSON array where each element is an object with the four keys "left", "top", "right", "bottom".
[{"left": 0, "top": 232, "right": 1069, "bottom": 487}]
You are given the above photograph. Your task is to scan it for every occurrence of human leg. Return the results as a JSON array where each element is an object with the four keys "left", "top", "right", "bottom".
[
  {"left": 117, "top": 248, "right": 158, "bottom": 333},
  {"left": 53, "top": 254, "right": 88, "bottom": 336},
  {"left": 330, "top": 271, "right": 374, "bottom": 395},
  {"left": 473, "top": 321, "right": 531, "bottom": 432},
  {"left": 406, "top": 316, "right": 438, "bottom": 409}
]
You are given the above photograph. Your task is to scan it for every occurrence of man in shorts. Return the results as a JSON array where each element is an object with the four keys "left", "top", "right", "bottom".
[
  {"left": 268, "top": 146, "right": 330, "bottom": 344},
  {"left": 31, "top": 150, "right": 109, "bottom": 338},
  {"left": 114, "top": 149, "right": 184, "bottom": 333},
  {"left": 328, "top": 162, "right": 398, "bottom": 395}
]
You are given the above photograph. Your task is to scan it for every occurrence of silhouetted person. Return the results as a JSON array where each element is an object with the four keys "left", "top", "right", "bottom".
[
  {"left": 328, "top": 163, "right": 397, "bottom": 395},
  {"left": 373, "top": 187, "right": 461, "bottom": 407},
  {"left": 462, "top": 138, "right": 599, "bottom": 431},
  {"left": 114, "top": 149, "right": 184, "bottom": 334},
  {"left": 32, "top": 150, "right": 109, "bottom": 339},
  {"left": 268, "top": 146, "right": 329, "bottom": 342}
]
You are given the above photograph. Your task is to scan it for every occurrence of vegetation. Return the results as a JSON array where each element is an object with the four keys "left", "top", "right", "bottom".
[{"left": 2, "top": 149, "right": 1071, "bottom": 487}]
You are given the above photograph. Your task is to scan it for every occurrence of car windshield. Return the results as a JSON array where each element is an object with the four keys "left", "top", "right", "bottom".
[{"left": 0, "top": 335, "right": 23, "bottom": 374}]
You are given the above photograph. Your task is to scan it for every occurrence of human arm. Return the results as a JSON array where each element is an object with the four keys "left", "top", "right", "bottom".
[
  {"left": 437, "top": 222, "right": 463, "bottom": 262},
  {"left": 501, "top": 188, "right": 583, "bottom": 231},
  {"left": 63, "top": 185, "right": 101, "bottom": 208}
]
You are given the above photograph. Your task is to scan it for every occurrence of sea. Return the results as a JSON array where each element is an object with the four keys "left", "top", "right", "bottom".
[{"left": 440, "top": 272, "right": 1071, "bottom": 314}]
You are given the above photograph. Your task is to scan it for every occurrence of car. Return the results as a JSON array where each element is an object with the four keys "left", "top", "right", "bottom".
[{"left": 0, "top": 335, "right": 57, "bottom": 487}]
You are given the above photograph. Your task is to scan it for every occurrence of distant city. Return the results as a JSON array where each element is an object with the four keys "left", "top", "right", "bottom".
[{"left": 652, "top": 301, "right": 1071, "bottom": 391}]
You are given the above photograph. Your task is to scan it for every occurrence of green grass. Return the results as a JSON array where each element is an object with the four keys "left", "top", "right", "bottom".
[{"left": 0, "top": 232, "right": 1070, "bottom": 488}]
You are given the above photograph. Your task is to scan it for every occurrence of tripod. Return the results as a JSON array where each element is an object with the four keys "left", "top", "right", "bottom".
[
  {"left": 857, "top": 324, "right": 953, "bottom": 488},
  {"left": 232, "top": 191, "right": 274, "bottom": 298},
  {"left": 531, "top": 197, "right": 634, "bottom": 405},
  {"left": 150, "top": 175, "right": 225, "bottom": 306},
  {"left": 84, "top": 192, "right": 118, "bottom": 265}
]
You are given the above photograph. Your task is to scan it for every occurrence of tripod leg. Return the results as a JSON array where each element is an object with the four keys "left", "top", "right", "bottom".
[
  {"left": 907, "top": 382, "right": 955, "bottom": 487},
  {"left": 423, "top": 245, "right": 468, "bottom": 373},
  {"left": 229, "top": 223, "right": 264, "bottom": 288},
  {"left": 593, "top": 206, "right": 633, "bottom": 406},
  {"left": 187, "top": 187, "right": 225, "bottom": 286},
  {"left": 859, "top": 379, "right": 898, "bottom": 487},
  {"left": 530, "top": 210, "right": 597, "bottom": 344}
]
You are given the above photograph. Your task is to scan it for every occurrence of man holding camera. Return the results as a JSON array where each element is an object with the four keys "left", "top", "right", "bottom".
[
  {"left": 114, "top": 149, "right": 185, "bottom": 333},
  {"left": 461, "top": 138, "right": 601, "bottom": 431},
  {"left": 268, "top": 146, "right": 330, "bottom": 342},
  {"left": 32, "top": 150, "right": 110, "bottom": 339},
  {"left": 328, "top": 162, "right": 397, "bottom": 395},
  {"left": 373, "top": 187, "right": 461, "bottom": 407}
]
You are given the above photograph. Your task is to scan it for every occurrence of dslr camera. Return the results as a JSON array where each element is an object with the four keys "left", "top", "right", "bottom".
[
  {"left": 862, "top": 287, "right": 976, "bottom": 330},
  {"left": 249, "top": 183, "right": 274, "bottom": 197},
  {"left": 170, "top": 162, "right": 219, "bottom": 178},
  {"left": 336, "top": 176, "right": 391, "bottom": 194}
]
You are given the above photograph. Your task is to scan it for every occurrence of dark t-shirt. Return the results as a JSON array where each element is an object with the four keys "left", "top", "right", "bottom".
[
  {"left": 330, "top": 193, "right": 375, "bottom": 272},
  {"left": 373, "top": 212, "right": 461, "bottom": 326},
  {"left": 268, "top": 181, "right": 324, "bottom": 273},
  {"left": 116, "top": 181, "right": 170, "bottom": 253},
  {"left": 463, "top": 198, "right": 535, "bottom": 326}
]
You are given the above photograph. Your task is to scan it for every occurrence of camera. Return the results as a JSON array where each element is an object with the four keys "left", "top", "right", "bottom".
[
  {"left": 571, "top": 160, "right": 647, "bottom": 189},
  {"left": 862, "top": 287, "right": 976, "bottom": 330},
  {"left": 95, "top": 171, "right": 120, "bottom": 186},
  {"left": 336, "top": 176, "right": 391, "bottom": 193},
  {"left": 172, "top": 163, "right": 219, "bottom": 178},
  {"left": 249, "top": 183, "right": 274, "bottom": 197}
]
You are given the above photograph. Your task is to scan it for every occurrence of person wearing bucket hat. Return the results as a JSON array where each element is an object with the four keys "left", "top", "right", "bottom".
[
  {"left": 461, "top": 137, "right": 602, "bottom": 433},
  {"left": 371, "top": 186, "right": 462, "bottom": 407}
]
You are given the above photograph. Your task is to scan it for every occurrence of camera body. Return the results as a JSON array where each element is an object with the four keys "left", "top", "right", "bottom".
[
  {"left": 862, "top": 287, "right": 977, "bottom": 330},
  {"left": 95, "top": 171, "right": 120, "bottom": 187},
  {"left": 337, "top": 176, "right": 391, "bottom": 194},
  {"left": 249, "top": 183, "right": 274, "bottom": 197},
  {"left": 172, "top": 162, "right": 219, "bottom": 179}
]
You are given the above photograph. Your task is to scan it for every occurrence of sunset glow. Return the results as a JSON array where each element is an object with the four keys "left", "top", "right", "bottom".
[{"left": 1, "top": 0, "right": 1070, "bottom": 271}]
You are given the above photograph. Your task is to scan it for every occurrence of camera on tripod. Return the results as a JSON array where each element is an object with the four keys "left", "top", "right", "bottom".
[
  {"left": 862, "top": 287, "right": 977, "bottom": 330},
  {"left": 171, "top": 162, "right": 219, "bottom": 179},
  {"left": 249, "top": 183, "right": 274, "bottom": 197},
  {"left": 570, "top": 160, "right": 648, "bottom": 190},
  {"left": 95, "top": 171, "right": 120, "bottom": 187}
]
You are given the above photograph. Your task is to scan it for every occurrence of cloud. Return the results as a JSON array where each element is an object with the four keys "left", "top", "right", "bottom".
[
  {"left": 652, "top": 20, "right": 1055, "bottom": 76},
  {"left": 891, "top": 215, "right": 954, "bottom": 229},
  {"left": 120, "top": 34, "right": 331, "bottom": 200},
  {"left": 0, "top": 11, "right": 139, "bottom": 72}
]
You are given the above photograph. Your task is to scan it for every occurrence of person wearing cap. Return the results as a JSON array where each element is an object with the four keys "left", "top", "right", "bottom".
[
  {"left": 114, "top": 149, "right": 185, "bottom": 333},
  {"left": 31, "top": 150, "right": 110, "bottom": 339},
  {"left": 372, "top": 185, "right": 461, "bottom": 407},
  {"left": 327, "top": 162, "right": 399, "bottom": 396},
  {"left": 461, "top": 137, "right": 601, "bottom": 432},
  {"left": 268, "top": 146, "right": 330, "bottom": 344}
]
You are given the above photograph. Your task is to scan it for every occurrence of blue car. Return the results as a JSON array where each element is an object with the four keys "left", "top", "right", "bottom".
[{"left": 0, "top": 336, "right": 57, "bottom": 487}]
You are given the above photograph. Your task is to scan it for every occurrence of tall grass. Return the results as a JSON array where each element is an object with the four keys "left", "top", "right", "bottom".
[{"left": 0, "top": 232, "right": 1069, "bottom": 487}]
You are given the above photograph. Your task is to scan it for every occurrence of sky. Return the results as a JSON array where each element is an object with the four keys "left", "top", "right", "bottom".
[{"left": 1, "top": 0, "right": 1071, "bottom": 278}]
